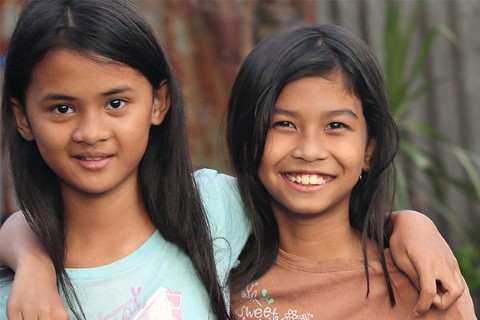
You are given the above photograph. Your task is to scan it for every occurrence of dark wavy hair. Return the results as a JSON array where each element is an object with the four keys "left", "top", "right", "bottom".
[
  {"left": 227, "top": 24, "right": 399, "bottom": 306},
  {"left": 1, "top": 0, "right": 228, "bottom": 318}
]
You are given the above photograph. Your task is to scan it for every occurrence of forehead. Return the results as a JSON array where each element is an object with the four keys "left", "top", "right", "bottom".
[
  {"left": 27, "top": 49, "right": 150, "bottom": 96},
  {"left": 275, "top": 74, "right": 362, "bottom": 115}
]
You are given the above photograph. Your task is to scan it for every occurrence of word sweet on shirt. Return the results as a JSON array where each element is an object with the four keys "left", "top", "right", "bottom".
[{"left": 236, "top": 281, "right": 313, "bottom": 320}]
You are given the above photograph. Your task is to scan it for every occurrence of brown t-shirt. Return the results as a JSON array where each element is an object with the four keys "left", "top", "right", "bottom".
[{"left": 231, "top": 249, "right": 476, "bottom": 320}]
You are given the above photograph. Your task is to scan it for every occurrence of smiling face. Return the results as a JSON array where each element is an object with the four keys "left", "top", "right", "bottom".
[
  {"left": 12, "top": 49, "right": 169, "bottom": 198},
  {"left": 258, "top": 74, "right": 375, "bottom": 221}
]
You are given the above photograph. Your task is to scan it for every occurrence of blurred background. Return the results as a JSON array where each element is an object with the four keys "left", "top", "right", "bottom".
[{"left": 1, "top": 0, "right": 479, "bottom": 311}]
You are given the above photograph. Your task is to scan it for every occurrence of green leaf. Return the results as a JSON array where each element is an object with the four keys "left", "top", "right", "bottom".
[
  {"left": 451, "top": 146, "right": 480, "bottom": 199},
  {"left": 384, "top": 0, "right": 479, "bottom": 260},
  {"left": 394, "top": 164, "right": 411, "bottom": 209},
  {"left": 402, "top": 121, "right": 445, "bottom": 141},
  {"left": 392, "top": 79, "right": 442, "bottom": 119},
  {"left": 406, "top": 28, "right": 438, "bottom": 85},
  {"left": 400, "top": 141, "right": 431, "bottom": 169},
  {"left": 456, "top": 244, "right": 480, "bottom": 289}
]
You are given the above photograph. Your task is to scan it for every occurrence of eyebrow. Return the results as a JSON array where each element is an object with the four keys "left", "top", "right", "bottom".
[
  {"left": 41, "top": 86, "right": 134, "bottom": 102},
  {"left": 326, "top": 109, "right": 359, "bottom": 119},
  {"left": 273, "top": 107, "right": 359, "bottom": 119},
  {"left": 272, "top": 108, "right": 298, "bottom": 117}
]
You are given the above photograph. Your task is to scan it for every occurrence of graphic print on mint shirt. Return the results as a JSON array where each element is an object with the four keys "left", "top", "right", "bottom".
[
  {"left": 235, "top": 281, "right": 313, "bottom": 320},
  {"left": 97, "top": 287, "right": 182, "bottom": 320}
]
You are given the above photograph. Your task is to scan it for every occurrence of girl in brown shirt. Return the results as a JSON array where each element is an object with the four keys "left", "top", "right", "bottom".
[{"left": 226, "top": 24, "right": 476, "bottom": 319}]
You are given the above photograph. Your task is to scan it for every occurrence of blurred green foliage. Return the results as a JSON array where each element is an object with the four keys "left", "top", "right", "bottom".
[{"left": 383, "top": 0, "right": 480, "bottom": 298}]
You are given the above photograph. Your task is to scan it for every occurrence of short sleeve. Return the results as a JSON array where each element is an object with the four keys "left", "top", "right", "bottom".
[
  {"left": 0, "top": 280, "right": 12, "bottom": 319},
  {"left": 194, "top": 169, "right": 251, "bottom": 287}
]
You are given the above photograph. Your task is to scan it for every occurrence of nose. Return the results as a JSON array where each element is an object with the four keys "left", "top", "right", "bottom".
[
  {"left": 291, "top": 130, "right": 329, "bottom": 162},
  {"left": 72, "top": 111, "right": 111, "bottom": 145}
]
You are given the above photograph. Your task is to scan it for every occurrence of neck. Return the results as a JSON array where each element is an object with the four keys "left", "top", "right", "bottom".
[
  {"left": 62, "top": 183, "right": 155, "bottom": 268},
  {"left": 274, "top": 208, "right": 366, "bottom": 261}
]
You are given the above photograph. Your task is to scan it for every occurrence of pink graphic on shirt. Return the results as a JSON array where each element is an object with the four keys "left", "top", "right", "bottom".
[
  {"left": 97, "top": 287, "right": 183, "bottom": 320},
  {"left": 133, "top": 288, "right": 183, "bottom": 320},
  {"left": 98, "top": 287, "right": 143, "bottom": 320}
]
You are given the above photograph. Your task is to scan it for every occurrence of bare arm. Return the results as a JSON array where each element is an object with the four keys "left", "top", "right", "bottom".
[
  {"left": 0, "top": 211, "right": 69, "bottom": 319},
  {"left": 388, "top": 210, "right": 464, "bottom": 317}
]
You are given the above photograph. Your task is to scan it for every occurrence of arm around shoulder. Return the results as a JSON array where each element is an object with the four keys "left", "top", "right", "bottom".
[
  {"left": 0, "top": 211, "right": 69, "bottom": 319},
  {"left": 388, "top": 210, "right": 466, "bottom": 315},
  {"left": 0, "top": 211, "right": 48, "bottom": 270}
]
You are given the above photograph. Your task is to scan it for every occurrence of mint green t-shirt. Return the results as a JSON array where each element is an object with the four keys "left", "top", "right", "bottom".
[{"left": 0, "top": 169, "right": 251, "bottom": 319}]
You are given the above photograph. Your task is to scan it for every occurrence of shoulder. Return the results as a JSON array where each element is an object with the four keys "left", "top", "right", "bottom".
[
  {"left": 194, "top": 168, "right": 238, "bottom": 196},
  {"left": 193, "top": 167, "right": 251, "bottom": 234},
  {"left": 193, "top": 168, "right": 244, "bottom": 224},
  {"left": 193, "top": 169, "right": 252, "bottom": 287}
]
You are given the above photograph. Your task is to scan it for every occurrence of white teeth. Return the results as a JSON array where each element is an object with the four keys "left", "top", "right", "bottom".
[
  {"left": 286, "top": 174, "right": 330, "bottom": 185},
  {"left": 301, "top": 175, "right": 309, "bottom": 184},
  {"left": 83, "top": 157, "right": 102, "bottom": 161}
]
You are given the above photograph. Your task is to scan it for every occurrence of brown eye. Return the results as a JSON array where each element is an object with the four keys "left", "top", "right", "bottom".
[
  {"left": 53, "top": 105, "right": 73, "bottom": 114},
  {"left": 325, "top": 122, "right": 345, "bottom": 130},
  {"left": 272, "top": 121, "right": 295, "bottom": 129},
  {"left": 108, "top": 99, "right": 125, "bottom": 109}
]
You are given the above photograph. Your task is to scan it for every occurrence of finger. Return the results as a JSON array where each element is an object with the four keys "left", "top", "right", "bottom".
[
  {"left": 6, "top": 300, "right": 22, "bottom": 320},
  {"left": 401, "top": 260, "right": 421, "bottom": 291},
  {"left": 49, "top": 308, "right": 70, "bottom": 320},
  {"left": 6, "top": 298, "right": 68, "bottom": 320},
  {"left": 391, "top": 253, "right": 421, "bottom": 291},
  {"left": 412, "top": 268, "right": 437, "bottom": 315},
  {"left": 432, "top": 275, "right": 465, "bottom": 310},
  {"left": 25, "top": 305, "right": 69, "bottom": 320},
  {"left": 454, "top": 268, "right": 466, "bottom": 294},
  {"left": 5, "top": 309, "right": 21, "bottom": 320}
]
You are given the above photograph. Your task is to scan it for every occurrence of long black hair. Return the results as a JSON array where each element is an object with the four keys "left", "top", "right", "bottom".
[
  {"left": 1, "top": 0, "right": 228, "bottom": 318},
  {"left": 227, "top": 24, "right": 399, "bottom": 306}
]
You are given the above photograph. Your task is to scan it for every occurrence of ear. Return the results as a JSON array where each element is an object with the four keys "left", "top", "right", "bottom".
[
  {"left": 11, "top": 98, "right": 35, "bottom": 141},
  {"left": 363, "top": 137, "right": 376, "bottom": 171},
  {"left": 151, "top": 80, "right": 171, "bottom": 126}
]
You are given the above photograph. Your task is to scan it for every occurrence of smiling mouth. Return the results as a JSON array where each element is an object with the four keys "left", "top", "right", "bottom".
[
  {"left": 75, "top": 154, "right": 112, "bottom": 161},
  {"left": 284, "top": 173, "right": 333, "bottom": 185},
  {"left": 74, "top": 154, "right": 113, "bottom": 170}
]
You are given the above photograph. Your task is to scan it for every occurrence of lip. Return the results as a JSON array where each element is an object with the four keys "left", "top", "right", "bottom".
[{"left": 72, "top": 152, "right": 113, "bottom": 171}]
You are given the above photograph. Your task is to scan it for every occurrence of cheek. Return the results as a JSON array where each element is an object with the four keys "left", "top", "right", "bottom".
[
  {"left": 31, "top": 125, "right": 68, "bottom": 153},
  {"left": 258, "top": 154, "right": 270, "bottom": 186},
  {"left": 258, "top": 144, "right": 282, "bottom": 183},
  {"left": 34, "top": 135, "right": 69, "bottom": 174},
  {"left": 261, "top": 133, "right": 291, "bottom": 161},
  {"left": 258, "top": 139, "right": 275, "bottom": 184},
  {"left": 126, "top": 125, "right": 151, "bottom": 158},
  {"left": 338, "top": 140, "right": 368, "bottom": 169}
]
